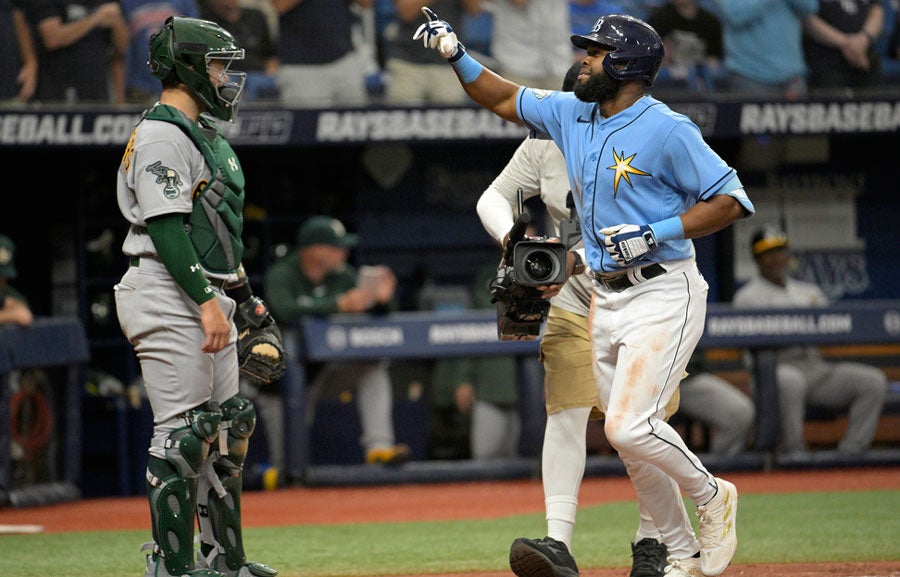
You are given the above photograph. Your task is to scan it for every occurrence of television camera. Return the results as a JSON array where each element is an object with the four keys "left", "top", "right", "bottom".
[{"left": 490, "top": 191, "right": 582, "bottom": 341}]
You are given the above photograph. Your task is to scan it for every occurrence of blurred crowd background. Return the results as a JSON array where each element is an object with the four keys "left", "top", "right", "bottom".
[{"left": 3, "top": 0, "right": 900, "bottom": 107}]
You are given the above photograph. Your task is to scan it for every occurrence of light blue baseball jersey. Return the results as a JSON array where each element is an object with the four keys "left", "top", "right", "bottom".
[{"left": 516, "top": 89, "right": 754, "bottom": 274}]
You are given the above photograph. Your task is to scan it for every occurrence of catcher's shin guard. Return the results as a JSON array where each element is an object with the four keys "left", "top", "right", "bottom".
[
  {"left": 145, "top": 405, "right": 223, "bottom": 577},
  {"left": 197, "top": 395, "right": 277, "bottom": 577}
]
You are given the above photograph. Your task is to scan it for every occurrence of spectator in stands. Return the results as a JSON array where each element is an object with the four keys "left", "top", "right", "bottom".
[
  {"left": 239, "top": 0, "right": 279, "bottom": 30},
  {"left": 802, "top": 0, "right": 884, "bottom": 94},
  {"left": 199, "top": 0, "right": 279, "bottom": 101},
  {"left": 271, "top": 0, "right": 375, "bottom": 107},
  {"left": 263, "top": 216, "right": 411, "bottom": 468},
  {"left": 19, "top": 1, "right": 129, "bottom": 104},
  {"left": 569, "top": 1, "right": 627, "bottom": 56},
  {"left": 122, "top": 0, "right": 199, "bottom": 105},
  {"left": 712, "top": 0, "right": 818, "bottom": 98},
  {"left": 647, "top": 0, "right": 726, "bottom": 92},
  {"left": 0, "top": 234, "right": 33, "bottom": 326},
  {"left": 0, "top": 1, "right": 38, "bottom": 103},
  {"left": 383, "top": 0, "right": 480, "bottom": 104},
  {"left": 473, "top": 0, "right": 573, "bottom": 89},
  {"left": 732, "top": 225, "right": 888, "bottom": 457},
  {"left": 429, "top": 262, "right": 521, "bottom": 460},
  {"left": 677, "top": 349, "right": 755, "bottom": 457}
]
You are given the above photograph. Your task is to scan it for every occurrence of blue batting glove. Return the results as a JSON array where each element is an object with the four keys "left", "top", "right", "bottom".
[
  {"left": 599, "top": 223, "right": 658, "bottom": 266},
  {"left": 413, "top": 7, "right": 462, "bottom": 59}
]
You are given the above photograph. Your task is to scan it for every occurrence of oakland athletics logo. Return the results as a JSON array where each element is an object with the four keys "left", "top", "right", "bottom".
[{"left": 146, "top": 161, "right": 183, "bottom": 199}]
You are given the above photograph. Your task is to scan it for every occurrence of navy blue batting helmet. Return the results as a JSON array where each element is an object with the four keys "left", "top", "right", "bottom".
[{"left": 570, "top": 14, "right": 664, "bottom": 86}]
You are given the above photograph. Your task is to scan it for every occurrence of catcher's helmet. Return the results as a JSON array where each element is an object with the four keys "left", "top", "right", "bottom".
[
  {"left": 571, "top": 14, "right": 664, "bottom": 86},
  {"left": 148, "top": 16, "right": 246, "bottom": 122}
]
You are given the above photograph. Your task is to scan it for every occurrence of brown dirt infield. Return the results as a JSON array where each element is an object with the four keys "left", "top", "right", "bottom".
[{"left": 2, "top": 467, "right": 899, "bottom": 576}]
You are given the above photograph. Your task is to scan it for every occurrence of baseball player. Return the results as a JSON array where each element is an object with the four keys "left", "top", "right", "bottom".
[
  {"left": 114, "top": 16, "right": 279, "bottom": 577},
  {"left": 477, "top": 62, "right": 681, "bottom": 577},
  {"left": 262, "top": 216, "right": 411, "bottom": 467},
  {"left": 416, "top": 10, "right": 754, "bottom": 577},
  {"left": 733, "top": 226, "right": 887, "bottom": 456},
  {"left": 677, "top": 349, "right": 755, "bottom": 458}
]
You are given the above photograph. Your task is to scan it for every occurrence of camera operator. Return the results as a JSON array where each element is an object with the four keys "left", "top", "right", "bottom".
[{"left": 475, "top": 62, "right": 681, "bottom": 575}]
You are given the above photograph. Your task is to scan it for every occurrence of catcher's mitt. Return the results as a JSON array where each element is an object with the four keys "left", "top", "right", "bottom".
[
  {"left": 237, "top": 324, "right": 286, "bottom": 385},
  {"left": 235, "top": 296, "right": 287, "bottom": 385}
]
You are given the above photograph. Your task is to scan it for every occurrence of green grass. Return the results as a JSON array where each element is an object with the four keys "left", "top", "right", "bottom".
[{"left": 2, "top": 490, "right": 898, "bottom": 577}]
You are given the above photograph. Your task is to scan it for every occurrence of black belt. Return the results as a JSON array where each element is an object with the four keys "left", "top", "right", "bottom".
[
  {"left": 591, "top": 263, "right": 667, "bottom": 292},
  {"left": 129, "top": 256, "right": 228, "bottom": 290}
]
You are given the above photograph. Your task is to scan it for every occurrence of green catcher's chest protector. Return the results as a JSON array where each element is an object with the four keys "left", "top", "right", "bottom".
[{"left": 145, "top": 104, "right": 245, "bottom": 274}]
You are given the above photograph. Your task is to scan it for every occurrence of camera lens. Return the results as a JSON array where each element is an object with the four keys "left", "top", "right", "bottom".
[
  {"left": 524, "top": 250, "right": 556, "bottom": 282},
  {"left": 514, "top": 242, "right": 565, "bottom": 286}
]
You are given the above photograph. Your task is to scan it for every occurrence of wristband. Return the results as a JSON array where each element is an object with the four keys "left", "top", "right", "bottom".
[
  {"left": 649, "top": 216, "right": 685, "bottom": 242},
  {"left": 451, "top": 51, "right": 483, "bottom": 83},
  {"left": 447, "top": 40, "right": 466, "bottom": 62},
  {"left": 225, "top": 280, "right": 253, "bottom": 304}
]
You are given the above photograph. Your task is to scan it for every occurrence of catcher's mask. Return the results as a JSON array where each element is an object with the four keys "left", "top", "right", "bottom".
[
  {"left": 149, "top": 16, "right": 246, "bottom": 122},
  {"left": 570, "top": 14, "right": 664, "bottom": 86}
]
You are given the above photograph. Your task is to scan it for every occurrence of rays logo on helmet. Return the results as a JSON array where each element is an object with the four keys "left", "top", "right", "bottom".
[{"left": 570, "top": 14, "right": 664, "bottom": 86}]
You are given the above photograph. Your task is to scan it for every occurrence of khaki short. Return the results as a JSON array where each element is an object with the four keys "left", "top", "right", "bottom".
[{"left": 540, "top": 306, "right": 679, "bottom": 420}]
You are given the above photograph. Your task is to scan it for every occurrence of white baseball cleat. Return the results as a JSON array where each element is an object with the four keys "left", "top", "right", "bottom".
[
  {"left": 697, "top": 477, "right": 738, "bottom": 576},
  {"left": 664, "top": 556, "right": 701, "bottom": 577}
]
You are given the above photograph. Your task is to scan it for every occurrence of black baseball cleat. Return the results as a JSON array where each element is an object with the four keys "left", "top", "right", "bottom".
[
  {"left": 629, "top": 538, "right": 668, "bottom": 577},
  {"left": 509, "top": 536, "right": 579, "bottom": 577}
]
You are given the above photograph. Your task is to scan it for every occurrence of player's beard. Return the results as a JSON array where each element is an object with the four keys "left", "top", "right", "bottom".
[{"left": 574, "top": 70, "right": 621, "bottom": 104}]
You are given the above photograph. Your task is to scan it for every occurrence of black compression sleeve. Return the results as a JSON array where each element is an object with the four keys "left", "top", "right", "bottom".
[
  {"left": 225, "top": 275, "right": 253, "bottom": 304},
  {"left": 146, "top": 213, "right": 214, "bottom": 305}
]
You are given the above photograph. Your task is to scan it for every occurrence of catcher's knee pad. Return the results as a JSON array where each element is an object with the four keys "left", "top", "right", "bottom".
[
  {"left": 222, "top": 394, "right": 256, "bottom": 439},
  {"left": 151, "top": 404, "right": 223, "bottom": 476},
  {"left": 216, "top": 394, "right": 257, "bottom": 471},
  {"left": 197, "top": 394, "right": 259, "bottom": 574},
  {"left": 146, "top": 404, "right": 223, "bottom": 576}
]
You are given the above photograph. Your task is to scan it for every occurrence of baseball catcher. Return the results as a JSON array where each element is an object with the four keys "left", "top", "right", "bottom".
[
  {"left": 233, "top": 291, "right": 286, "bottom": 386},
  {"left": 115, "top": 16, "right": 279, "bottom": 577}
]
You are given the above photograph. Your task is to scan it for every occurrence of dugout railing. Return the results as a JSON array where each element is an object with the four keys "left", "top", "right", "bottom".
[{"left": 282, "top": 300, "right": 900, "bottom": 486}]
